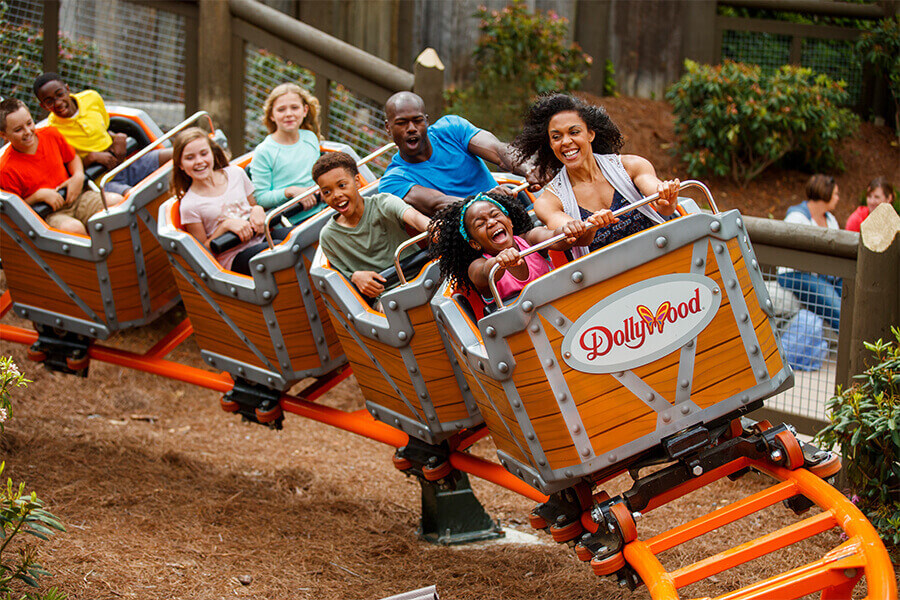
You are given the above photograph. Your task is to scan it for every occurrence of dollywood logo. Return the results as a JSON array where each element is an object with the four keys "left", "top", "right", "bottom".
[{"left": 561, "top": 274, "right": 721, "bottom": 374}]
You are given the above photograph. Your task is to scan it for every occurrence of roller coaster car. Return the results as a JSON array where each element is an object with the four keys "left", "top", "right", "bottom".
[
  {"left": 431, "top": 184, "right": 793, "bottom": 496},
  {"left": 310, "top": 233, "right": 482, "bottom": 446},
  {"left": 0, "top": 107, "right": 178, "bottom": 354},
  {"left": 307, "top": 176, "right": 538, "bottom": 446},
  {"left": 154, "top": 143, "right": 380, "bottom": 396}
]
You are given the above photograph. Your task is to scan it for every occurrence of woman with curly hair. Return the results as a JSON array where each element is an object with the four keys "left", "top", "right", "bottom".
[
  {"left": 512, "top": 93, "right": 680, "bottom": 259},
  {"left": 428, "top": 191, "right": 609, "bottom": 302}
]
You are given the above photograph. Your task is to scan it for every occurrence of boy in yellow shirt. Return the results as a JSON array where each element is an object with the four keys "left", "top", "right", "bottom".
[{"left": 33, "top": 72, "right": 172, "bottom": 195}]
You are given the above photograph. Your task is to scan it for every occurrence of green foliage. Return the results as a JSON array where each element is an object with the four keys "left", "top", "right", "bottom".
[
  {"left": 0, "top": 359, "right": 65, "bottom": 599},
  {"left": 445, "top": 0, "right": 592, "bottom": 141},
  {"left": 816, "top": 328, "right": 900, "bottom": 547},
  {"left": 856, "top": 16, "right": 900, "bottom": 133},
  {"left": 0, "top": 1, "right": 110, "bottom": 120},
  {"left": 603, "top": 59, "right": 618, "bottom": 98},
  {"left": 666, "top": 60, "right": 859, "bottom": 185}
]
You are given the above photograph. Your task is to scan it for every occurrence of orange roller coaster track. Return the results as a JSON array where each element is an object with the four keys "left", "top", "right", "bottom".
[{"left": 1, "top": 290, "right": 895, "bottom": 599}]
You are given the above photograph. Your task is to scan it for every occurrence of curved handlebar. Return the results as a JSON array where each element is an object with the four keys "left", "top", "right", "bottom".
[
  {"left": 486, "top": 180, "right": 718, "bottom": 309},
  {"left": 388, "top": 181, "right": 533, "bottom": 287},
  {"left": 98, "top": 111, "right": 214, "bottom": 211},
  {"left": 262, "top": 142, "right": 397, "bottom": 250}
]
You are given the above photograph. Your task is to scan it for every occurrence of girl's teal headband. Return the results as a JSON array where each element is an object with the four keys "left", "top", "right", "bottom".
[{"left": 459, "top": 193, "right": 509, "bottom": 242}]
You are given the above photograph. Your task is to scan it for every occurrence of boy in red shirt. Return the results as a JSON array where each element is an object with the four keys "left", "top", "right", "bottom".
[{"left": 0, "top": 98, "right": 122, "bottom": 234}]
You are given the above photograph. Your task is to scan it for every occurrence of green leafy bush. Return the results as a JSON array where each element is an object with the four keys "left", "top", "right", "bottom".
[
  {"left": 0, "top": 358, "right": 66, "bottom": 599},
  {"left": 816, "top": 328, "right": 900, "bottom": 546},
  {"left": 445, "top": 0, "right": 592, "bottom": 140},
  {"left": 0, "top": 2, "right": 111, "bottom": 120},
  {"left": 666, "top": 60, "right": 859, "bottom": 185},
  {"left": 856, "top": 16, "right": 900, "bottom": 134}
]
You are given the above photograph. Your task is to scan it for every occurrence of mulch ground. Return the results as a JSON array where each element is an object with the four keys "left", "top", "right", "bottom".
[{"left": 2, "top": 96, "right": 898, "bottom": 599}]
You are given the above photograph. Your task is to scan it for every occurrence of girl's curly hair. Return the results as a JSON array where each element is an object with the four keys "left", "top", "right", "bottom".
[
  {"left": 512, "top": 93, "right": 624, "bottom": 184},
  {"left": 428, "top": 192, "right": 535, "bottom": 293}
]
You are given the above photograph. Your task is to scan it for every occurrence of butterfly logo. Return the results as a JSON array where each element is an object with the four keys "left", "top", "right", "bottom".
[{"left": 637, "top": 302, "right": 671, "bottom": 334}]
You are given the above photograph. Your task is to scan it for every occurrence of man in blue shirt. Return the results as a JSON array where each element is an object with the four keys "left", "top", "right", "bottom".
[{"left": 380, "top": 92, "right": 538, "bottom": 216}]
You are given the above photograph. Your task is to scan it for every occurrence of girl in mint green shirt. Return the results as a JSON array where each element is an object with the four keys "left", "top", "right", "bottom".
[{"left": 251, "top": 83, "right": 324, "bottom": 224}]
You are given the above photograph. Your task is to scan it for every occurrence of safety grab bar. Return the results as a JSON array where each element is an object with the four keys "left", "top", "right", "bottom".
[
  {"left": 390, "top": 181, "right": 532, "bottom": 286},
  {"left": 263, "top": 141, "right": 397, "bottom": 249},
  {"left": 98, "top": 111, "right": 214, "bottom": 211},
  {"left": 486, "top": 180, "right": 718, "bottom": 308}
]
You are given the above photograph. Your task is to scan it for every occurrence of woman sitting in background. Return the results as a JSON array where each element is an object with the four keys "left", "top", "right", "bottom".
[
  {"left": 251, "top": 83, "right": 324, "bottom": 224},
  {"left": 845, "top": 176, "right": 895, "bottom": 232},
  {"left": 777, "top": 174, "right": 843, "bottom": 330}
]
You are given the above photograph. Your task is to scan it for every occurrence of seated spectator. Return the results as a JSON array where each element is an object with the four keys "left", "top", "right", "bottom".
[
  {"left": 314, "top": 151, "right": 429, "bottom": 305},
  {"left": 33, "top": 72, "right": 172, "bottom": 194},
  {"left": 251, "top": 83, "right": 324, "bottom": 224},
  {"left": 0, "top": 98, "right": 123, "bottom": 235},
  {"left": 428, "top": 191, "right": 612, "bottom": 302},
  {"left": 379, "top": 91, "right": 539, "bottom": 216},
  {"left": 777, "top": 174, "right": 842, "bottom": 330},
  {"left": 845, "top": 176, "right": 895, "bottom": 232},
  {"left": 172, "top": 127, "right": 290, "bottom": 276}
]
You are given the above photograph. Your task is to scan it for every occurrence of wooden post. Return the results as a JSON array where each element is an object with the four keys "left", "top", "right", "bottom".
[
  {"left": 315, "top": 74, "right": 331, "bottom": 139},
  {"left": 183, "top": 13, "right": 200, "bottom": 116},
  {"left": 42, "top": 0, "right": 59, "bottom": 74},
  {"left": 229, "top": 34, "right": 246, "bottom": 155},
  {"left": 574, "top": 0, "right": 611, "bottom": 96},
  {"left": 413, "top": 48, "right": 444, "bottom": 119},
  {"left": 848, "top": 204, "right": 900, "bottom": 378},
  {"left": 682, "top": 0, "right": 718, "bottom": 66},
  {"left": 198, "top": 0, "right": 232, "bottom": 139}
]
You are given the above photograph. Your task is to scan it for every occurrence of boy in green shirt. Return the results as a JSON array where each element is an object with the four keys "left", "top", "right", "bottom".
[{"left": 314, "top": 151, "right": 429, "bottom": 301}]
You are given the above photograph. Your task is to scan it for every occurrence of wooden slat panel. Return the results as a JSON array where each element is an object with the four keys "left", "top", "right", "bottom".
[
  {"left": 105, "top": 227, "right": 144, "bottom": 322},
  {"left": 271, "top": 267, "right": 323, "bottom": 373},
  {"left": 303, "top": 254, "right": 345, "bottom": 359},
  {"left": 138, "top": 215, "right": 178, "bottom": 310},
  {"left": 171, "top": 256, "right": 266, "bottom": 369},
  {"left": 1, "top": 216, "right": 103, "bottom": 318}
]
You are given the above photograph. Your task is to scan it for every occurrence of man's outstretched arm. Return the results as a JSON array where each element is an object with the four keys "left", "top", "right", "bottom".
[{"left": 468, "top": 130, "right": 540, "bottom": 188}]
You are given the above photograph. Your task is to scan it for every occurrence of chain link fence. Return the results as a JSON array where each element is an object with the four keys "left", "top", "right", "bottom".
[
  {"left": 720, "top": 29, "right": 863, "bottom": 106},
  {"left": 761, "top": 265, "right": 841, "bottom": 425},
  {"left": 1, "top": 0, "right": 186, "bottom": 128}
]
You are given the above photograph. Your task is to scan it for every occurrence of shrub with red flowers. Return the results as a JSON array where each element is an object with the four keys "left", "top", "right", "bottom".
[
  {"left": 666, "top": 60, "right": 858, "bottom": 185},
  {"left": 445, "top": 0, "right": 592, "bottom": 140}
]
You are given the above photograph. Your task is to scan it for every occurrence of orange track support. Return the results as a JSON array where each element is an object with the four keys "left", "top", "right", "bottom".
[{"left": 623, "top": 459, "right": 897, "bottom": 600}]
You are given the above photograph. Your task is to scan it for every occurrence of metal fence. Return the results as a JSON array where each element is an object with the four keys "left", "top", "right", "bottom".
[
  {"left": 1, "top": 0, "right": 187, "bottom": 128},
  {"left": 718, "top": 17, "right": 865, "bottom": 107},
  {"left": 761, "top": 266, "right": 840, "bottom": 425},
  {"left": 2, "top": 0, "right": 395, "bottom": 168}
]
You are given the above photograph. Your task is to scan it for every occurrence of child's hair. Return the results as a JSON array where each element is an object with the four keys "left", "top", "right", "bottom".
[
  {"left": 262, "top": 83, "right": 322, "bottom": 139},
  {"left": 0, "top": 98, "right": 27, "bottom": 132},
  {"left": 32, "top": 72, "right": 65, "bottom": 96},
  {"left": 170, "top": 127, "right": 230, "bottom": 200},
  {"left": 866, "top": 176, "right": 894, "bottom": 202},
  {"left": 311, "top": 151, "right": 358, "bottom": 183},
  {"left": 428, "top": 191, "right": 534, "bottom": 293},
  {"left": 806, "top": 174, "right": 837, "bottom": 203}
]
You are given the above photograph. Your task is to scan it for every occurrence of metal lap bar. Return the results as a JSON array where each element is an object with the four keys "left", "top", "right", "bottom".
[
  {"left": 392, "top": 231, "right": 429, "bottom": 286},
  {"left": 487, "top": 180, "right": 718, "bottom": 307},
  {"left": 263, "top": 142, "right": 397, "bottom": 249},
  {"left": 98, "top": 111, "right": 214, "bottom": 209}
]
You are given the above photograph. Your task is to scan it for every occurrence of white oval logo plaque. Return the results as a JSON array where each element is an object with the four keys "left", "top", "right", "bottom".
[{"left": 561, "top": 274, "right": 721, "bottom": 374}]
